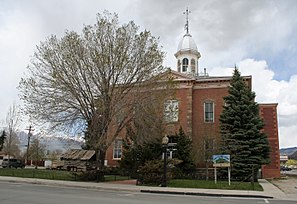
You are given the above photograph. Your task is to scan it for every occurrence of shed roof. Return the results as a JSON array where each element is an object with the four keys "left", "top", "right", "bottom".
[{"left": 60, "top": 149, "right": 96, "bottom": 161}]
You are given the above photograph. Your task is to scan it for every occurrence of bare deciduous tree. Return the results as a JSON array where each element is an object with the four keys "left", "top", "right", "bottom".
[
  {"left": 19, "top": 11, "right": 166, "bottom": 168},
  {"left": 126, "top": 80, "right": 176, "bottom": 146},
  {"left": 28, "top": 138, "right": 46, "bottom": 164}
]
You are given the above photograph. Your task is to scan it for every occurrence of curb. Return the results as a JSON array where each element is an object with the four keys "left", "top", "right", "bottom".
[
  {"left": 141, "top": 189, "right": 274, "bottom": 199},
  {"left": 0, "top": 176, "right": 274, "bottom": 199}
]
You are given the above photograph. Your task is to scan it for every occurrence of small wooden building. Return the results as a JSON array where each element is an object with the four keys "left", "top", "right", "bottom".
[{"left": 60, "top": 149, "right": 96, "bottom": 171}]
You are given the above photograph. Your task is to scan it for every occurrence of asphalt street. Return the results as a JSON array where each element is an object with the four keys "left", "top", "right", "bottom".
[{"left": 0, "top": 181, "right": 296, "bottom": 204}]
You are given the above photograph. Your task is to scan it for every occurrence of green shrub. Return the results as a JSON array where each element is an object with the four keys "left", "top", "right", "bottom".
[
  {"left": 74, "top": 170, "right": 104, "bottom": 182},
  {"left": 138, "top": 160, "right": 163, "bottom": 185},
  {"left": 138, "top": 159, "right": 177, "bottom": 185}
]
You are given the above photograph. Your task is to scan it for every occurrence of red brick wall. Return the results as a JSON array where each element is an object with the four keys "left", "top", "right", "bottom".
[
  {"left": 170, "top": 86, "right": 193, "bottom": 135},
  {"left": 105, "top": 144, "right": 120, "bottom": 167},
  {"left": 260, "top": 104, "right": 280, "bottom": 178},
  {"left": 191, "top": 87, "right": 229, "bottom": 164}
]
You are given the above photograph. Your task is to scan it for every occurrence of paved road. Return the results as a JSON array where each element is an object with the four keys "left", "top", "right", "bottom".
[{"left": 0, "top": 181, "right": 296, "bottom": 204}]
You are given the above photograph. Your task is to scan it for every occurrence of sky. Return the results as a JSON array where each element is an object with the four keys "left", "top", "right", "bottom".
[{"left": 0, "top": 0, "right": 296, "bottom": 148}]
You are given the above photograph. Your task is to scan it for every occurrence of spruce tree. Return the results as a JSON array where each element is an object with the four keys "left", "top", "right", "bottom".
[
  {"left": 0, "top": 131, "right": 6, "bottom": 151},
  {"left": 174, "top": 127, "right": 195, "bottom": 175},
  {"left": 220, "top": 68, "right": 270, "bottom": 181}
]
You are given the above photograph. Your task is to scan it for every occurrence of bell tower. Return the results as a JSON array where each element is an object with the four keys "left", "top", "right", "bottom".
[{"left": 175, "top": 8, "right": 201, "bottom": 76}]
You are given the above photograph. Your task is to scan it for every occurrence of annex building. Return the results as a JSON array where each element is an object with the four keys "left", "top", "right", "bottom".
[{"left": 105, "top": 13, "right": 280, "bottom": 179}]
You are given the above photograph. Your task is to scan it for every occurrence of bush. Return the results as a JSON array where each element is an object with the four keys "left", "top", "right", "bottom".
[
  {"left": 138, "top": 160, "right": 163, "bottom": 185},
  {"left": 137, "top": 159, "right": 178, "bottom": 185},
  {"left": 119, "top": 140, "right": 162, "bottom": 178},
  {"left": 74, "top": 170, "right": 104, "bottom": 182}
]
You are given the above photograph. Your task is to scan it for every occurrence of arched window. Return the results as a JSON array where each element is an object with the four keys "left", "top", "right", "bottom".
[
  {"left": 177, "top": 60, "right": 181, "bottom": 72},
  {"left": 191, "top": 59, "right": 196, "bottom": 73},
  {"left": 182, "top": 58, "right": 188, "bottom": 72}
]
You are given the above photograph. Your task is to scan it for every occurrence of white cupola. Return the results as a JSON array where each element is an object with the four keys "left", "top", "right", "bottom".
[{"left": 174, "top": 8, "right": 201, "bottom": 76}]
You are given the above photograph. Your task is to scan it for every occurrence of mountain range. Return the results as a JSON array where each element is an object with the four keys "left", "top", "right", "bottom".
[
  {"left": 17, "top": 131, "right": 83, "bottom": 153},
  {"left": 280, "top": 147, "right": 297, "bottom": 156}
]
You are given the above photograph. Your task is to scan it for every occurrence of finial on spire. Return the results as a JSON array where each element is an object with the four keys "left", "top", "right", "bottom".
[{"left": 183, "top": 7, "right": 191, "bottom": 34}]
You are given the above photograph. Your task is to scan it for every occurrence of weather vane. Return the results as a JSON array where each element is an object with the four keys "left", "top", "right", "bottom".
[{"left": 183, "top": 7, "right": 191, "bottom": 34}]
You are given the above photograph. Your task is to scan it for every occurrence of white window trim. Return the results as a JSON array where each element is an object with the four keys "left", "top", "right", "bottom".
[
  {"left": 113, "top": 139, "right": 122, "bottom": 160},
  {"left": 164, "top": 100, "right": 179, "bottom": 123},
  {"left": 182, "top": 58, "right": 189, "bottom": 72},
  {"left": 204, "top": 102, "right": 214, "bottom": 123}
]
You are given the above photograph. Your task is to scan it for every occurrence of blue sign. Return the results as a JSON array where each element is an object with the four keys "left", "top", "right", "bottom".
[{"left": 212, "top": 155, "right": 230, "bottom": 167}]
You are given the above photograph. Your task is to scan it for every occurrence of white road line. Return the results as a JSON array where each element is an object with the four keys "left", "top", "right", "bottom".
[{"left": 264, "top": 199, "right": 269, "bottom": 203}]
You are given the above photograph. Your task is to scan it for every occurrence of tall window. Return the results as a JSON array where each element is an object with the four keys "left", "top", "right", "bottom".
[
  {"left": 191, "top": 59, "right": 196, "bottom": 73},
  {"left": 164, "top": 100, "right": 179, "bottom": 122},
  {"left": 113, "top": 139, "right": 122, "bottom": 160},
  {"left": 182, "top": 58, "right": 188, "bottom": 72},
  {"left": 204, "top": 138, "right": 214, "bottom": 161},
  {"left": 204, "top": 102, "right": 214, "bottom": 123}
]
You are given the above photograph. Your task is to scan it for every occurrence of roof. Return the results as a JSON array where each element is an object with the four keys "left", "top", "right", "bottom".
[
  {"left": 162, "top": 69, "right": 251, "bottom": 83},
  {"left": 60, "top": 149, "right": 96, "bottom": 161},
  {"left": 177, "top": 33, "right": 198, "bottom": 53}
]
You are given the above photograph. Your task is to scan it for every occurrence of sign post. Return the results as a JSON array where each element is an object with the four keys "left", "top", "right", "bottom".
[
  {"left": 228, "top": 166, "right": 231, "bottom": 186},
  {"left": 214, "top": 166, "right": 217, "bottom": 184},
  {"left": 212, "top": 155, "right": 231, "bottom": 186}
]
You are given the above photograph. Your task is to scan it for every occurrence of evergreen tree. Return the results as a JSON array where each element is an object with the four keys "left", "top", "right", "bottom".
[
  {"left": 119, "top": 137, "right": 162, "bottom": 176},
  {"left": 0, "top": 131, "right": 6, "bottom": 151},
  {"left": 174, "top": 127, "right": 195, "bottom": 175},
  {"left": 220, "top": 67, "right": 270, "bottom": 181}
]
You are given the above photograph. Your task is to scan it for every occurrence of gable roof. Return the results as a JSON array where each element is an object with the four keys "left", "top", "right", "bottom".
[
  {"left": 60, "top": 149, "right": 96, "bottom": 161},
  {"left": 157, "top": 69, "right": 196, "bottom": 82}
]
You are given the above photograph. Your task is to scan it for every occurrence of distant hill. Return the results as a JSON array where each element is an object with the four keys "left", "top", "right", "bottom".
[
  {"left": 288, "top": 151, "right": 297, "bottom": 160},
  {"left": 17, "top": 131, "right": 83, "bottom": 153},
  {"left": 280, "top": 147, "right": 297, "bottom": 156}
]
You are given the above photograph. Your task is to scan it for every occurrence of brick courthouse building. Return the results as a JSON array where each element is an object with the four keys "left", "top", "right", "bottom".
[{"left": 105, "top": 17, "right": 280, "bottom": 179}]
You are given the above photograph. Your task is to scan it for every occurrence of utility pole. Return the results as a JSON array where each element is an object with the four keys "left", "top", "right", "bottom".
[{"left": 26, "top": 125, "right": 34, "bottom": 165}]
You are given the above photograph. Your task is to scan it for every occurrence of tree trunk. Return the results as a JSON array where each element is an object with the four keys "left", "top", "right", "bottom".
[{"left": 96, "top": 149, "right": 107, "bottom": 170}]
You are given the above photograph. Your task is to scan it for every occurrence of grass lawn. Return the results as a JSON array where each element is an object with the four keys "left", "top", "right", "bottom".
[
  {"left": 168, "top": 179, "right": 263, "bottom": 191},
  {"left": 0, "top": 168, "right": 75, "bottom": 181},
  {"left": 0, "top": 168, "right": 262, "bottom": 191},
  {"left": 0, "top": 168, "right": 131, "bottom": 182}
]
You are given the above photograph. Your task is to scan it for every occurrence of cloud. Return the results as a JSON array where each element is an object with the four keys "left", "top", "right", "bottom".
[{"left": 138, "top": 0, "right": 297, "bottom": 80}]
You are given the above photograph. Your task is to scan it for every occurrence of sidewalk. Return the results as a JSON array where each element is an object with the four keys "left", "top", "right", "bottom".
[
  {"left": 269, "top": 176, "right": 297, "bottom": 200},
  {"left": 0, "top": 176, "right": 294, "bottom": 200}
]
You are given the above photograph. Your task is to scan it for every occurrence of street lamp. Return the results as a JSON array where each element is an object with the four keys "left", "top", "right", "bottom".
[{"left": 161, "top": 135, "right": 169, "bottom": 187}]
